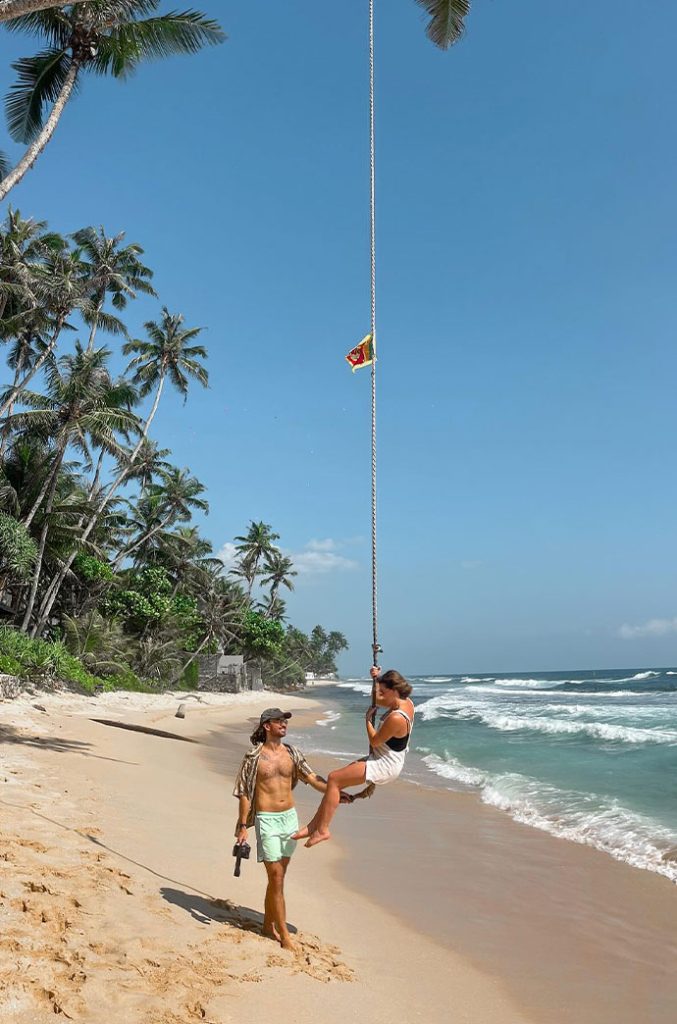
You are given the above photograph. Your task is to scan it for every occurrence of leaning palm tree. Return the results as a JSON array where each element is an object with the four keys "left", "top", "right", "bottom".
[
  {"left": 0, "top": 1, "right": 225, "bottom": 201},
  {"left": 32, "top": 307, "right": 208, "bottom": 634}
]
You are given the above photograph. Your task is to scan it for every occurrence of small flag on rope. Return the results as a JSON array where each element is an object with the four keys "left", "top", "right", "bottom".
[{"left": 345, "top": 333, "right": 375, "bottom": 372}]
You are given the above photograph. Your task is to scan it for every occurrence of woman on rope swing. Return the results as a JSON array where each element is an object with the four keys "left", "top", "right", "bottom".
[{"left": 293, "top": 666, "right": 414, "bottom": 848}]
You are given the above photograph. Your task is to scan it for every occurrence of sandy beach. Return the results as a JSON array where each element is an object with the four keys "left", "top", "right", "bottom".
[{"left": 1, "top": 687, "right": 677, "bottom": 1023}]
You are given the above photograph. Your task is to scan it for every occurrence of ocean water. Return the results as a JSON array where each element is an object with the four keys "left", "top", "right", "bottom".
[{"left": 302, "top": 669, "right": 677, "bottom": 883}]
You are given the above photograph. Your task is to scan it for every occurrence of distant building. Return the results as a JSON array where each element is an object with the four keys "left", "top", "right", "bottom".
[{"left": 198, "top": 652, "right": 262, "bottom": 693}]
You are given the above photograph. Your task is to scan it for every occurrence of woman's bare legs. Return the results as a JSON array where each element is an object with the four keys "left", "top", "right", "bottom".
[{"left": 293, "top": 760, "right": 367, "bottom": 848}]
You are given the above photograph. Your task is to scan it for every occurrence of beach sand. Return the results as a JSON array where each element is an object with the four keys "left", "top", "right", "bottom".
[
  {"left": 0, "top": 689, "right": 529, "bottom": 1023},
  {"left": 1, "top": 687, "right": 676, "bottom": 1022}
]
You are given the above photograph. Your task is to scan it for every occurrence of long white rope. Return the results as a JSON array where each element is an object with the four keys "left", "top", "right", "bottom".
[{"left": 369, "top": 0, "right": 380, "bottom": 670}]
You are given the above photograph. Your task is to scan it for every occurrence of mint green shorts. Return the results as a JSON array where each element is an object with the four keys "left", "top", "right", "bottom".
[{"left": 255, "top": 808, "right": 299, "bottom": 863}]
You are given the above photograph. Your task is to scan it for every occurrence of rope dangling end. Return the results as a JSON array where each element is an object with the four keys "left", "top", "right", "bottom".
[{"left": 352, "top": 782, "right": 376, "bottom": 801}]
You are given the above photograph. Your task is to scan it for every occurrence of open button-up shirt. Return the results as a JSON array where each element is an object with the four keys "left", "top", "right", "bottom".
[{"left": 232, "top": 742, "right": 316, "bottom": 828}]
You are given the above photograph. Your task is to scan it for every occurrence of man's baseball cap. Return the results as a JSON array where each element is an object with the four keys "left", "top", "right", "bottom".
[{"left": 259, "top": 708, "right": 292, "bottom": 724}]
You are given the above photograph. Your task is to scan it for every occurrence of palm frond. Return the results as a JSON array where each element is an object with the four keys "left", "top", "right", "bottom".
[
  {"left": 6, "top": 48, "right": 73, "bottom": 144},
  {"left": 4, "top": 8, "right": 72, "bottom": 49},
  {"left": 93, "top": 11, "right": 225, "bottom": 79},
  {"left": 413, "top": 0, "right": 470, "bottom": 50},
  {"left": 82, "top": 307, "right": 129, "bottom": 337},
  {"left": 0, "top": 152, "right": 9, "bottom": 181}
]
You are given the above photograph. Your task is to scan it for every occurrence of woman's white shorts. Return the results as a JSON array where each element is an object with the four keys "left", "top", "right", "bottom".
[{"left": 361, "top": 751, "right": 404, "bottom": 786}]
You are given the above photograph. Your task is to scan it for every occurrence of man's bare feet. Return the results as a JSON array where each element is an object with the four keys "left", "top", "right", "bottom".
[
  {"left": 305, "top": 828, "right": 331, "bottom": 848},
  {"left": 280, "top": 935, "right": 298, "bottom": 952},
  {"left": 262, "top": 921, "right": 281, "bottom": 942}
]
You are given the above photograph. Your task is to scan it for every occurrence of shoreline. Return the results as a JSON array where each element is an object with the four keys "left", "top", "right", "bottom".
[
  {"left": 294, "top": 688, "right": 677, "bottom": 1023},
  {"left": 0, "top": 688, "right": 531, "bottom": 1023}
]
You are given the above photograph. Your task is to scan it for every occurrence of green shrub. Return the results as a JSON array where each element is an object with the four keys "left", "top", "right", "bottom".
[
  {"left": 0, "top": 654, "right": 23, "bottom": 676},
  {"left": 73, "top": 553, "right": 114, "bottom": 583},
  {"left": 0, "top": 512, "right": 37, "bottom": 581}
]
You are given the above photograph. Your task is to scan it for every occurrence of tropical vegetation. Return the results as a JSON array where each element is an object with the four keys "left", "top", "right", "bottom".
[
  {"left": 0, "top": 210, "right": 347, "bottom": 691},
  {"left": 0, "top": 2, "right": 471, "bottom": 198},
  {"left": 0, "top": 1, "right": 225, "bottom": 201}
]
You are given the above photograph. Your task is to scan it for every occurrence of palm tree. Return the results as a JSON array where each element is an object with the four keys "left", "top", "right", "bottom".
[
  {"left": 32, "top": 307, "right": 208, "bottom": 633},
  {"left": 257, "top": 590, "right": 287, "bottom": 622},
  {"left": 0, "top": 1, "right": 470, "bottom": 49},
  {"left": 3, "top": 343, "right": 137, "bottom": 629},
  {"left": 111, "top": 466, "right": 208, "bottom": 569},
  {"left": 0, "top": 1, "right": 225, "bottom": 201},
  {"left": 112, "top": 437, "right": 171, "bottom": 493},
  {"left": 260, "top": 549, "right": 297, "bottom": 614},
  {"left": 62, "top": 609, "right": 132, "bottom": 674},
  {"left": 232, "top": 520, "right": 280, "bottom": 597},
  {"left": 0, "top": 245, "right": 92, "bottom": 418},
  {"left": 71, "top": 226, "right": 156, "bottom": 352},
  {"left": 0, "top": 207, "right": 62, "bottom": 322},
  {"left": 170, "top": 568, "right": 246, "bottom": 684}
]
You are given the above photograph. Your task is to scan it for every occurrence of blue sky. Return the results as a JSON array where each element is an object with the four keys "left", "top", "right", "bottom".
[{"left": 2, "top": 1, "right": 677, "bottom": 674}]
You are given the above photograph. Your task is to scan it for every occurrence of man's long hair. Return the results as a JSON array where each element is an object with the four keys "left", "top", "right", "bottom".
[{"left": 250, "top": 723, "right": 266, "bottom": 745}]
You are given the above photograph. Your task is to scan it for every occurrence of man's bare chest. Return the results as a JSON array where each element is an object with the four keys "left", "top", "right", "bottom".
[{"left": 256, "top": 748, "right": 294, "bottom": 783}]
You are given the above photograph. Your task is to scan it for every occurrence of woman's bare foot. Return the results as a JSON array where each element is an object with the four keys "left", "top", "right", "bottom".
[
  {"left": 262, "top": 922, "right": 280, "bottom": 942},
  {"left": 292, "top": 824, "right": 309, "bottom": 840},
  {"left": 305, "top": 828, "right": 331, "bottom": 848},
  {"left": 280, "top": 935, "right": 298, "bottom": 952}
]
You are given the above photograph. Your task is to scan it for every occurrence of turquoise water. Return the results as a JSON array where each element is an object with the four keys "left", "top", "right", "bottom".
[{"left": 301, "top": 669, "right": 677, "bottom": 881}]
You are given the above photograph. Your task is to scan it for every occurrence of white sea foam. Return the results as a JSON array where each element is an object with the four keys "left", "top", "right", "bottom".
[
  {"left": 302, "top": 746, "right": 362, "bottom": 759},
  {"left": 493, "top": 678, "right": 559, "bottom": 689},
  {"left": 316, "top": 710, "right": 342, "bottom": 727},
  {"left": 337, "top": 682, "right": 372, "bottom": 696},
  {"left": 585, "top": 671, "right": 662, "bottom": 684},
  {"left": 417, "top": 693, "right": 466, "bottom": 720},
  {"left": 457, "top": 707, "right": 677, "bottom": 744},
  {"left": 421, "top": 752, "right": 486, "bottom": 787},
  {"left": 480, "top": 773, "right": 677, "bottom": 883},
  {"left": 460, "top": 676, "right": 494, "bottom": 683},
  {"left": 422, "top": 676, "right": 454, "bottom": 683}
]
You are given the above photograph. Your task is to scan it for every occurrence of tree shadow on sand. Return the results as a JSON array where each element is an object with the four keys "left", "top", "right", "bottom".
[
  {"left": 159, "top": 886, "right": 297, "bottom": 936},
  {"left": 0, "top": 722, "right": 138, "bottom": 764}
]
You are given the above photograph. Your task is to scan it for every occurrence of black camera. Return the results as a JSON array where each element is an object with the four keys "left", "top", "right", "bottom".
[{"left": 232, "top": 841, "right": 251, "bottom": 877}]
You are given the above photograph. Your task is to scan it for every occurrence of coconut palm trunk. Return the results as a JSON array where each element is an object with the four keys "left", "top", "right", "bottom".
[
  {"left": 21, "top": 444, "right": 64, "bottom": 528},
  {"left": 20, "top": 451, "right": 63, "bottom": 631},
  {"left": 33, "top": 376, "right": 166, "bottom": 635},
  {"left": 110, "top": 515, "right": 172, "bottom": 571},
  {"left": 0, "top": 0, "right": 92, "bottom": 21},
  {"left": 0, "top": 62, "right": 79, "bottom": 202},
  {"left": 0, "top": 316, "right": 66, "bottom": 418},
  {"left": 0, "top": 352, "right": 27, "bottom": 459}
]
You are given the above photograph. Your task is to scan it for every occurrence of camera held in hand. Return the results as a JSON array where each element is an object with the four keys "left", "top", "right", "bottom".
[{"left": 232, "top": 841, "right": 251, "bottom": 877}]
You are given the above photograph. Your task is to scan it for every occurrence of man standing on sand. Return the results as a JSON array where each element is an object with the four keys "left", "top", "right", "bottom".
[{"left": 233, "top": 707, "right": 352, "bottom": 951}]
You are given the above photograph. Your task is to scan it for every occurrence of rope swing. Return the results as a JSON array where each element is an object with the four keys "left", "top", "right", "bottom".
[{"left": 368, "top": 0, "right": 381, "bottom": 675}]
